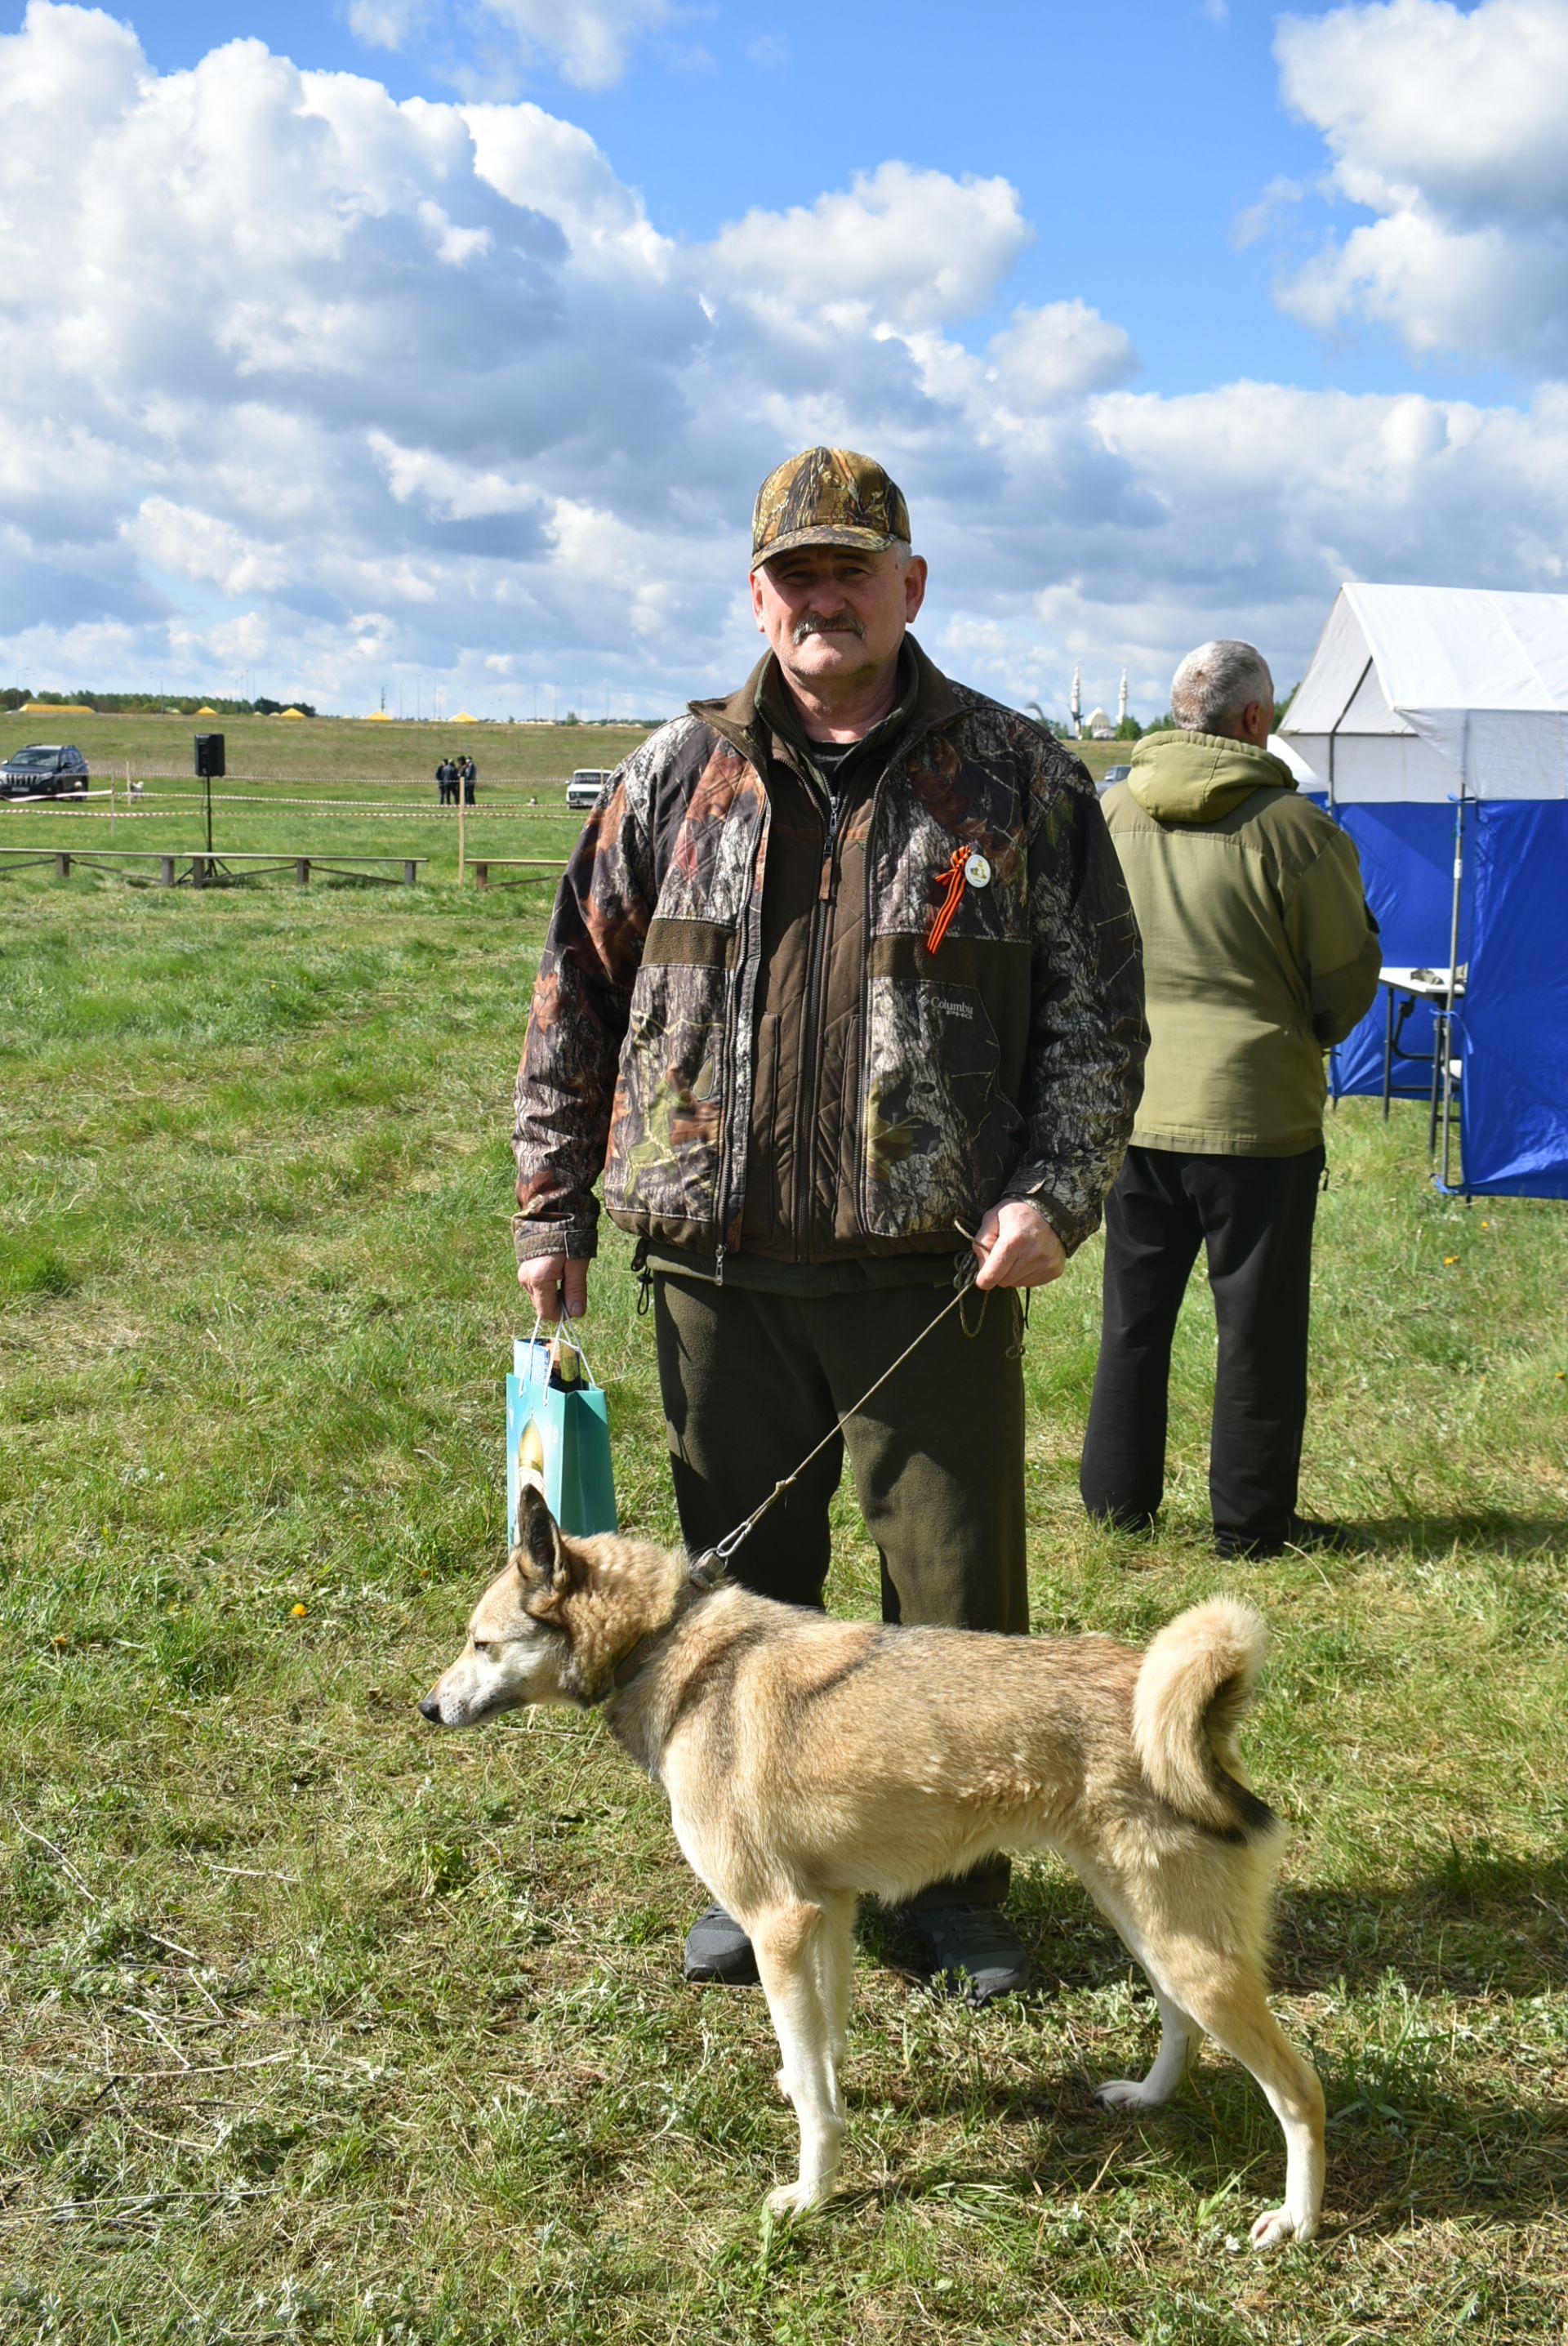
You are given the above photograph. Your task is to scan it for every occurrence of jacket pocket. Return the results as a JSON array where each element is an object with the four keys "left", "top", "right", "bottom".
[
  {"left": 859, "top": 972, "right": 1025, "bottom": 1238},
  {"left": 604, "top": 955, "right": 729, "bottom": 1232}
]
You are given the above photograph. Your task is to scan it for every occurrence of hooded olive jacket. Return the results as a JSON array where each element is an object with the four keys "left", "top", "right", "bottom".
[
  {"left": 1100, "top": 731, "right": 1379, "bottom": 1157},
  {"left": 512, "top": 641, "right": 1147, "bottom": 1273}
]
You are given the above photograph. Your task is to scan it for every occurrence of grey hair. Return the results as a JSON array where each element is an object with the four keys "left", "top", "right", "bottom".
[{"left": 1170, "top": 640, "right": 1273, "bottom": 736}]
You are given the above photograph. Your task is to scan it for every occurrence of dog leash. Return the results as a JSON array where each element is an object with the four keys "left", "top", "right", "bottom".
[{"left": 688, "top": 1239, "right": 984, "bottom": 1584}]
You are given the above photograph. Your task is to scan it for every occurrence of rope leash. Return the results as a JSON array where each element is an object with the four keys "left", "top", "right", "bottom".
[{"left": 688, "top": 1239, "right": 985, "bottom": 1585}]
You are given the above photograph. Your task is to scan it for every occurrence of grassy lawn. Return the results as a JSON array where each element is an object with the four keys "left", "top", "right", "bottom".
[
  {"left": 0, "top": 715, "right": 1125, "bottom": 793},
  {"left": 0, "top": 773, "right": 590, "bottom": 894},
  {"left": 1, "top": 858, "right": 1565, "bottom": 2345},
  {"left": 0, "top": 715, "right": 653, "bottom": 787}
]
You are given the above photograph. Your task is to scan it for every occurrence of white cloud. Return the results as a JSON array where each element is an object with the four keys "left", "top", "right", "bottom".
[
  {"left": 9, "top": 4, "right": 1568, "bottom": 721},
  {"left": 471, "top": 0, "right": 673, "bottom": 90},
  {"left": 1232, "top": 175, "right": 1306, "bottom": 252},
  {"left": 987, "top": 301, "right": 1140, "bottom": 406},
  {"left": 346, "top": 0, "right": 427, "bottom": 51},
  {"left": 706, "top": 162, "right": 1032, "bottom": 330},
  {"left": 1276, "top": 0, "right": 1568, "bottom": 367},
  {"left": 460, "top": 96, "right": 670, "bottom": 265},
  {"left": 343, "top": 0, "right": 674, "bottom": 89},
  {"left": 125, "top": 499, "right": 291, "bottom": 597}
]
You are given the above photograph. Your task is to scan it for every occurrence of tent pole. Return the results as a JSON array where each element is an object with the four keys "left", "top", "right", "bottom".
[
  {"left": 1326, "top": 655, "right": 1373, "bottom": 815},
  {"left": 1323, "top": 653, "right": 1371, "bottom": 1104},
  {"left": 1440, "top": 730, "right": 1468, "bottom": 1191}
]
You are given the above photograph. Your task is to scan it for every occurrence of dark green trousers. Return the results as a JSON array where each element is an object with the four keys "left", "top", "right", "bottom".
[{"left": 652, "top": 1271, "right": 1030, "bottom": 1907}]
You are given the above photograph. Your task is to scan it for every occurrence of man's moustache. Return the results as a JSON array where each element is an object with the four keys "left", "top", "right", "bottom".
[{"left": 793, "top": 615, "right": 866, "bottom": 643}]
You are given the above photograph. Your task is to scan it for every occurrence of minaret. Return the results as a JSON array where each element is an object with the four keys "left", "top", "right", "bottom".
[
  {"left": 1070, "top": 665, "right": 1082, "bottom": 739},
  {"left": 1117, "top": 669, "right": 1128, "bottom": 727}
]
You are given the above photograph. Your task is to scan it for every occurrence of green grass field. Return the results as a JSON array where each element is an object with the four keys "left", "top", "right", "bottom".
[
  {"left": 0, "top": 714, "right": 654, "bottom": 788},
  {"left": 0, "top": 768, "right": 589, "bottom": 893},
  {"left": 0, "top": 714, "right": 1129, "bottom": 792},
  {"left": 2, "top": 854, "right": 1564, "bottom": 2345}
]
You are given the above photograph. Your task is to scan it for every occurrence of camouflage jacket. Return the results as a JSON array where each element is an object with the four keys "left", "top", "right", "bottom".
[{"left": 513, "top": 640, "right": 1146, "bottom": 1270}]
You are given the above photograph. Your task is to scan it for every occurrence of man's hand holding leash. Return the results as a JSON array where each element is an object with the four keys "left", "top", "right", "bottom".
[{"left": 970, "top": 1199, "right": 1066, "bottom": 1291}]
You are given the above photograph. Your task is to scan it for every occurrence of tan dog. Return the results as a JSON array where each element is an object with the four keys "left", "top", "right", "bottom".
[{"left": 421, "top": 1489, "right": 1325, "bottom": 2248}]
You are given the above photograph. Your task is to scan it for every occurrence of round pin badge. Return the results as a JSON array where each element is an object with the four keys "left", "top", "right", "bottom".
[{"left": 964, "top": 850, "right": 992, "bottom": 889}]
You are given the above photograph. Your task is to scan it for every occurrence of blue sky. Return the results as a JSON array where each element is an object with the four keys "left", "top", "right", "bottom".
[
  {"left": 102, "top": 0, "right": 1519, "bottom": 403},
  {"left": 2, "top": 0, "right": 1565, "bottom": 717}
]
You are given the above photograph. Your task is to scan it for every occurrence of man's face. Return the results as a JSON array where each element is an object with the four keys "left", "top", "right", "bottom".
[{"left": 750, "top": 544, "right": 928, "bottom": 696}]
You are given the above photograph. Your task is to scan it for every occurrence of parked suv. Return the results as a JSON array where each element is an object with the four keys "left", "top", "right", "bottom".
[
  {"left": 1, "top": 743, "right": 90, "bottom": 797},
  {"left": 566, "top": 767, "right": 612, "bottom": 811}
]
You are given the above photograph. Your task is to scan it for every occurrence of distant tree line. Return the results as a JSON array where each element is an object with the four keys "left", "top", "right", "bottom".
[{"left": 0, "top": 689, "right": 318, "bottom": 717}]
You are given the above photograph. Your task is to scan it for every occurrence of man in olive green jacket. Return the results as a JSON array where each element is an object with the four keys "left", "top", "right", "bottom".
[{"left": 1081, "top": 639, "right": 1379, "bottom": 1555}]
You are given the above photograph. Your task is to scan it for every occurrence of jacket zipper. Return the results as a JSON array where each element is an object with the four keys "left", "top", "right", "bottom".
[
  {"left": 710, "top": 739, "right": 771, "bottom": 1273},
  {"left": 793, "top": 785, "right": 840, "bottom": 1251},
  {"left": 855, "top": 774, "right": 880, "bottom": 1234}
]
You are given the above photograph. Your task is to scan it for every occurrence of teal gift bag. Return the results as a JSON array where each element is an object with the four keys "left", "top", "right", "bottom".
[{"left": 506, "top": 1324, "right": 618, "bottom": 1542}]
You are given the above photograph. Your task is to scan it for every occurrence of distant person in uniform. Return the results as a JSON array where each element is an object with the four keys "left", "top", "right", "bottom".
[
  {"left": 1081, "top": 639, "right": 1380, "bottom": 1558},
  {"left": 462, "top": 755, "right": 477, "bottom": 805},
  {"left": 435, "top": 757, "right": 454, "bottom": 805}
]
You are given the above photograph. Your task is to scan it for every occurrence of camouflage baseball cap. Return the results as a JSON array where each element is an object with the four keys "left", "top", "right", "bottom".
[{"left": 751, "top": 446, "right": 911, "bottom": 568}]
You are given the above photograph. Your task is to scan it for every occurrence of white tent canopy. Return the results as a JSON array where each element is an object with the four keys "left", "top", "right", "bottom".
[{"left": 1279, "top": 583, "right": 1568, "bottom": 802}]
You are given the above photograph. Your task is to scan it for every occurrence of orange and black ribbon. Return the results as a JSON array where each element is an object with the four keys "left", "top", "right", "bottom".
[{"left": 924, "top": 845, "right": 969, "bottom": 955}]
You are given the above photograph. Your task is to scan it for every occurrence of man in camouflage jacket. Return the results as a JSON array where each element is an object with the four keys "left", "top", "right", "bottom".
[{"left": 513, "top": 447, "right": 1146, "bottom": 1997}]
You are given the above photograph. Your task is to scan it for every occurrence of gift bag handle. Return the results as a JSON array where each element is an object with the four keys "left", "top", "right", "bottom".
[{"left": 527, "top": 1315, "right": 603, "bottom": 1391}]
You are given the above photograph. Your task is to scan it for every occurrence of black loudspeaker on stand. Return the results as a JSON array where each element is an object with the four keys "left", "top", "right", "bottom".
[{"left": 194, "top": 732, "right": 225, "bottom": 856}]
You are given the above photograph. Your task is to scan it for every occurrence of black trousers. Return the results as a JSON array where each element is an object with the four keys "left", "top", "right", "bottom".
[
  {"left": 1080, "top": 1144, "right": 1325, "bottom": 1543},
  {"left": 653, "top": 1273, "right": 1028, "bottom": 1907}
]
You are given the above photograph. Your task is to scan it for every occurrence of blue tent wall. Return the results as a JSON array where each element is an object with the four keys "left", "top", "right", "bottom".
[
  {"left": 1327, "top": 804, "right": 1460, "bottom": 1098},
  {"left": 1456, "top": 802, "right": 1568, "bottom": 1197}
]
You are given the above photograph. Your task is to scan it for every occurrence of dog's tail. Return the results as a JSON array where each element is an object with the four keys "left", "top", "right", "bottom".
[{"left": 1133, "top": 1599, "right": 1280, "bottom": 1841}]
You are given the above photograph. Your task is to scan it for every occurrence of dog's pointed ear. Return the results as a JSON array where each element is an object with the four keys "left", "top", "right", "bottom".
[{"left": 518, "top": 1483, "right": 568, "bottom": 1590}]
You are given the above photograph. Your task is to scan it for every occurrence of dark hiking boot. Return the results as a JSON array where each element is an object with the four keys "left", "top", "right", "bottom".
[
  {"left": 682, "top": 1902, "right": 758, "bottom": 1985},
  {"left": 900, "top": 1905, "right": 1031, "bottom": 2005},
  {"left": 1214, "top": 1515, "right": 1350, "bottom": 1560},
  {"left": 1085, "top": 1505, "right": 1157, "bottom": 1536}
]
